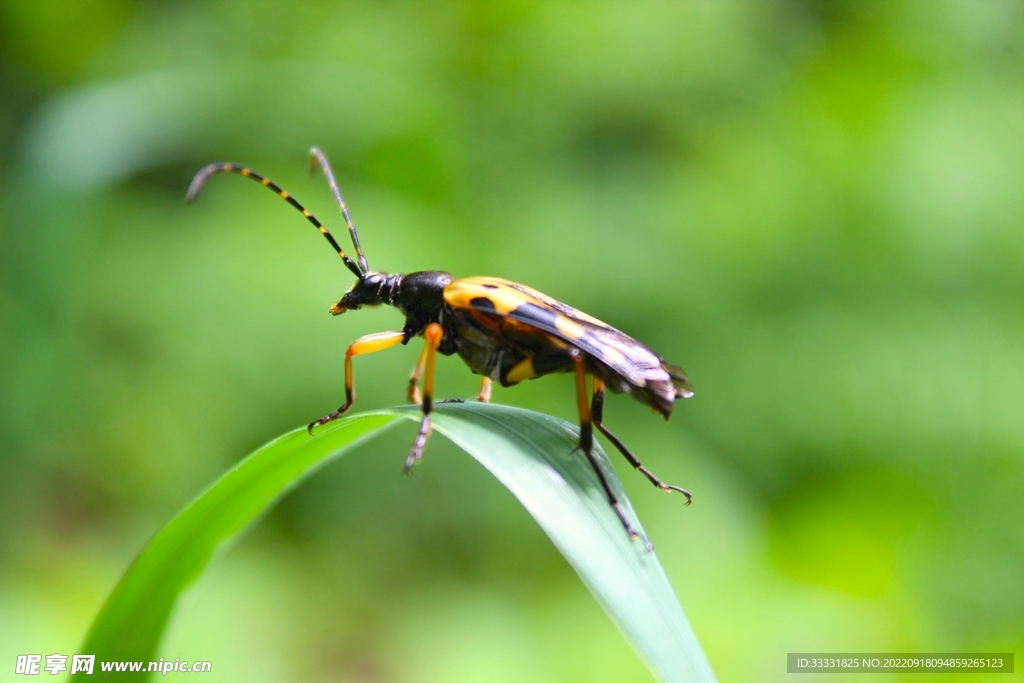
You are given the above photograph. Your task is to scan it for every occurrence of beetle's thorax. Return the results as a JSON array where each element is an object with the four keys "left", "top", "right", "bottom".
[
  {"left": 377, "top": 272, "right": 404, "bottom": 305},
  {"left": 391, "top": 270, "right": 454, "bottom": 339},
  {"left": 389, "top": 271, "right": 452, "bottom": 311}
]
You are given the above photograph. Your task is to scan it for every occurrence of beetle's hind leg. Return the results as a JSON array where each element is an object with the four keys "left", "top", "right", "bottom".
[
  {"left": 591, "top": 377, "right": 692, "bottom": 505},
  {"left": 571, "top": 351, "right": 653, "bottom": 551},
  {"left": 404, "top": 323, "right": 443, "bottom": 474}
]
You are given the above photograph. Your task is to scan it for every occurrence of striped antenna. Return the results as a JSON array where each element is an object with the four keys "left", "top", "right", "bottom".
[
  {"left": 186, "top": 162, "right": 364, "bottom": 279},
  {"left": 308, "top": 147, "right": 369, "bottom": 274}
]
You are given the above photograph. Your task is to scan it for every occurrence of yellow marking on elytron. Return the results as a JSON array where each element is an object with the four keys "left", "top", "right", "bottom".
[
  {"left": 505, "top": 356, "right": 538, "bottom": 383},
  {"left": 554, "top": 316, "right": 586, "bottom": 340},
  {"left": 240, "top": 168, "right": 251, "bottom": 177},
  {"left": 448, "top": 276, "right": 611, "bottom": 328},
  {"left": 443, "top": 280, "right": 522, "bottom": 315}
]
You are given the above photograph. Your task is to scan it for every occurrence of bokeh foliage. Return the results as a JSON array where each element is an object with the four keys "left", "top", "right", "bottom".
[{"left": 1, "top": 1, "right": 1022, "bottom": 681}]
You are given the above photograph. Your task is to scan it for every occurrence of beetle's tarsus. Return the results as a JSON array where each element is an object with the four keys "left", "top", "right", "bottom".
[
  {"left": 662, "top": 484, "right": 693, "bottom": 505},
  {"left": 594, "top": 421, "right": 693, "bottom": 506},
  {"left": 643, "top": 467, "right": 693, "bottom": 503},
  {"left": 404, "top": 413, "right": 432, "bottom": 474},
  {"left": 307, "top": 402, "right": 352, "bottom": 436}
]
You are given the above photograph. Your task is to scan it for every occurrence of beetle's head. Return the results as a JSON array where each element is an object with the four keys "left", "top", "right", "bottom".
[{"left": 330, "top": 272, "right": 392, "bottom": 315}]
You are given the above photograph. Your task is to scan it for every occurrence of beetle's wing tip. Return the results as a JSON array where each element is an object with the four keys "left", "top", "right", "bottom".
[{"left": 664, "top": 363, "right": 694, "bottom": 397}]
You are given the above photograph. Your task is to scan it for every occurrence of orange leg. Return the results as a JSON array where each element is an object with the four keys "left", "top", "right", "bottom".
[
  {"left": 308, "top": 331, "right": 405, "bottom": 434},
  {"left": 592, "top": 377, "right": 691, "bottom": 504},
  {"left": 404, "top": 323, "right": 444, "bottom": 473},
  {"left": 407, "top": 343, "right": 429, "bottom": 404},
  {"left": 571, "top": 350, "right": 651, "bottom": 550},
  {"left": 476, "top": 376, "right": 492, "bottom": 403}
]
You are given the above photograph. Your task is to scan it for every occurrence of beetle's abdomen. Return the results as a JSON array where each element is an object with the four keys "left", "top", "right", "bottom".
[
  {"left": 443, "top": 305, "right": 572, "bottom": 385},
  {"left": 444, "top": 306, "right": 521, "bottom": 382}
]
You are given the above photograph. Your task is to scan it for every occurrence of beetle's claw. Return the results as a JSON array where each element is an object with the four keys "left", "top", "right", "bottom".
[{"left": 662, "top": 484, "right": 693, "bottom": 505}]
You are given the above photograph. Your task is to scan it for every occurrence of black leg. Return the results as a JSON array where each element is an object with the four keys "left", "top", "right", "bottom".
[
  {"left": 591, "top": 377, "right": 692, "bottom": 504},
  {"left": 572, "top": 351, "right": 652, "bottom": 551}
]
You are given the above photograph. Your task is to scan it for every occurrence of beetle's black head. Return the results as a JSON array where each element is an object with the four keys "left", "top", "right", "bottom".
[{"left": 330, "top": 272, "right": 396, "bottom": 315}]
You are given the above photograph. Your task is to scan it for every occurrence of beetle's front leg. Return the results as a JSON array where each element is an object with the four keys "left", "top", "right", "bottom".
[
  {"left": 308, "top": 331, "right": 405, "bottom": 434},
  {"left": 404, "top": 323, "right": 443, "bottom": 474}
]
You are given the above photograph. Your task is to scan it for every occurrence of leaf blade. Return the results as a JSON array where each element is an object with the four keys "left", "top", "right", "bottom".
[
  {"left": 424, "top": 403, "right": 716, "bottom": 683},
  {"left": 74, "top": 412, "right": 403, "bottom": 682},
  {"left": 74, "top": 404, "right": 715, "bottom": 683}
]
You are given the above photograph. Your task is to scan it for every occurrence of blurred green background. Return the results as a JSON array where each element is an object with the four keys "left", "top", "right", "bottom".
[{"left": 1, "top": 1, "right": 1022, "bottom": 681}]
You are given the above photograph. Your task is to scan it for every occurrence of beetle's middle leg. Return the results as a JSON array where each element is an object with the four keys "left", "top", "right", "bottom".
[
  {"left": 591, "top": 377, "right": 692, "bottom": 505},
  {"left": 571, "top": 350, "right": 652, "bottom": 551},
  {"left": 308, "top": 331, "right": 405, "bottom": 434},
  {"left": 476, "top": 377, "right": 492, "bottom": 403},
  {"left": 406, "top": 343, "right": 429, "bottom": 404},
  {"left": 404, "top": 322, "right": 443, "bottom": 474}
]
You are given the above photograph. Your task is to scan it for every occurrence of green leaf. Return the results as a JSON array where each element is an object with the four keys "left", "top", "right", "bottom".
[
  {"left": 74, "top": 412, "right": 403, "bottom": 681},
  {"left": 74, "top": 402, "right": 715, "bottom": 683}
]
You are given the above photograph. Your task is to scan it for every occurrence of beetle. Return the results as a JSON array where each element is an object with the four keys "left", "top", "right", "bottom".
[{"left": 187, "top": 147, "right": 694, "bottom": 548}]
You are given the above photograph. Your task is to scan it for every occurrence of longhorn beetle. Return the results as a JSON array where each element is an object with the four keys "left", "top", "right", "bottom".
[{"left": 187, "top": 148, "right": 694, "bottom": 549}]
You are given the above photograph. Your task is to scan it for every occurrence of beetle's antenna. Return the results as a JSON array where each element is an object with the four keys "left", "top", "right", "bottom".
[
  {"left": 187, "top": 162, "right": 364, "bottom": 279},
  {"left": 308, "top": 147, "right": 369, "bottom": 274}
]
